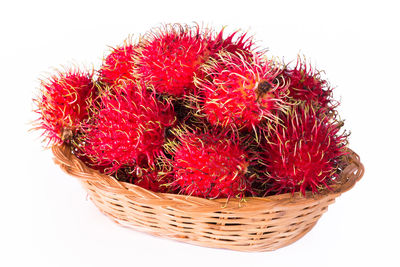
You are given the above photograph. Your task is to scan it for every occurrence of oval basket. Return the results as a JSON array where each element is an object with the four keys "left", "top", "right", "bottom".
[{"left": 52, "top": 144, "right": 364, "bottom": 252}]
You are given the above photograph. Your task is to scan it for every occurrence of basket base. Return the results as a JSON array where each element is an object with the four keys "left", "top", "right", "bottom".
[{"left": 81, "top": 179, "right": 332, "bottom": 252}]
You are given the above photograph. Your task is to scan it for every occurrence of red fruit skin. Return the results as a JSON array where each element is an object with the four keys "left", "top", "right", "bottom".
[
  {"left": 74, "top": 149, "right": 172, "bottom": 193},
  {"left": 261, "top": 105, "right": 348, "bottom": 196},
  {"left": 34, "top": 69, "right": 95, "bottom": 145},
  {"left": 135, "top": 24, "right": 258, "bottom": 98},
  {"left": 172, "top": 130, "right": 250, "bottom": 199},
  {"left": 207, "top": 28, "right": 256, "bottom": 60},
  {"left": 283, "top": 59, "right": 334, "bottom": 112},
  {"left": 135, "top": 24, "right": 210, "bottom": 97},
  {"left": 99, "top": 41, "right": 138, "bottom": 85},
  {"left": 197, "top": 52, "right": 289, "bottom": 130},
  {"left": 133, "top": 169, "right": 172, "bottom": 193},
  {"left": 77, "top": 81, "right": 176, "bottom": 174}
]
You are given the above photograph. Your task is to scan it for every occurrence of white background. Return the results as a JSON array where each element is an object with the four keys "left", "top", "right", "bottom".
[{"left": 1, "top": 0, "right": 399, "bottom": 266}]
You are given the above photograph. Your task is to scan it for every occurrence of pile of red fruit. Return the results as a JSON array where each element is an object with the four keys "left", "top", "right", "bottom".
[{"left": 34, "top": 24, "right": 349, "bottom": 199}]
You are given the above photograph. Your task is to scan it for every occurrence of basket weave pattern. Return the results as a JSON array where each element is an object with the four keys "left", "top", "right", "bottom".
[{"left": 52, "top": 144, "right": 364, "bottom": 252}]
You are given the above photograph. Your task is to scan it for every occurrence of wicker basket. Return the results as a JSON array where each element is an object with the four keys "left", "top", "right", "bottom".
[{"left": 52, "top": 144, "right": 364, "bottom": 252}]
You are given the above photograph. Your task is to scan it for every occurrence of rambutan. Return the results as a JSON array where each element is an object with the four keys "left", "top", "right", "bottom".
[
  {"left": 34, "top": 69, "right": 95, "bottom": 145},
  {"left": 261, "top": 104, "right": 348, "bottom": 196},
  {"left": 134, "top": 24, "right": 259, "bottom": 98},
  {"left": 76, "top": 81, "right": 176, "bottom": 175},
  {"left": 134, "top": 24, "right": 211, "bottom": 97},
  {"left": 33, "top": 24, "right": 357, "bottom": 201},
  {"left": 98, "top": 40, "right": 138, "bottom": 85},
  {"left": 283, "top": 58, "right": 334, "bottom": 112},
  {"left": 169, "top": 129, "right": 252, "bottom": 199},
  {"left": 196, "top": 51, "right": 289, "bottom": 130},
  {"left": 207, "top": 27, "right": 256, "bottom": 60},
  {"left": 133, "top": 168, "right": 172, "bottom": 193}
]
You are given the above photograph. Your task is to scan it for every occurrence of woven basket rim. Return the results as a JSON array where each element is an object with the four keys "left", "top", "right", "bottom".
[{"left": 52, "top": 144, "right": 364, "bottom": 209}]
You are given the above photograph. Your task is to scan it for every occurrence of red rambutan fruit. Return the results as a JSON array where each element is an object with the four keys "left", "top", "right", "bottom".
[
  {"left": 196, "top": 52, "right": 289, "bottom": 130},
  {"left": 261, "top": 104, "right": 348, "bottom": 196},
  {"left": 134, "top": 24, "right": 211, "bottom": 97},
  {"left": 170, "top": 129, "right": 251, "bottom": 199},
  {"left": 133, "top": 168, "right": 173, "bottom": 193},
  {"left": 76, "top": 81, "right": 176, "bottom": 174},
  {"left": 207, "top": 27, "right": 257, "bottom": 60},
  {"left": 98, "top": 40, "right": 138, "bottom": 85},
  {"left": 283, "top": 58, "right": 334, "bottom": 112},
  {"left": 34, "top": 69, "right": 95, "bottom": 145}
]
